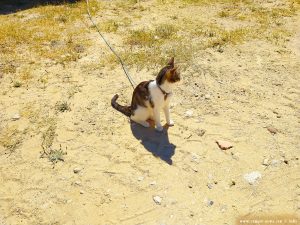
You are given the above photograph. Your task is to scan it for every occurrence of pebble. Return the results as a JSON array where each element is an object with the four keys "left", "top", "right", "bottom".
[
  {"left": 204, "top": 94, "right": 211, "bottom": 100},
  {"left": 216, "top": 140, "right": 233, "bottom": 150},
  {"left": 220, "top": 205, "right": 227, "bottom": 213},
  {"left": 11, "top": 113, "right": 20, "bottom": 121},
  {"left": 74, "top": 181, "right": 81, "bottom": 186},
  {"left": 205, "top": 198, "right": 214, "bottom": 206},
  {"left": 191, "top": 153, "right": 200, "bottom": 163},
  {"left": 153, "top": 196, "right": 162, "bottom": 205},
  {"left": 192, "top": 168, "right": 198, "bottom": 173},
  {"left": 243, "top": 171, "right": 262, "bottom": 185},
  {"left": 207, "top": 183, "right": 213, "bottom": 189},
  {"left": 185, "top": 110, "right": 193, "bottom": 118},
  {"left": 150, "top": 181, "right": 156, "bottom": 186},
  {"left": 80, "top": 190, "right": 84, "bottom": 194},
  {"left": 266, "top": 125, "right": 278, "bottom": 135},
  {"left": 262, "top": 158, "right": 270, "bottom": 166},
  {"left": 271, "top": 159, "right": 281, "bottom": 167},
  {"left": 137, "top": 176, "right": 144, "bottom": 181},
  {"left": 73, "top": 168, "right": 82, "bottom": 174}
]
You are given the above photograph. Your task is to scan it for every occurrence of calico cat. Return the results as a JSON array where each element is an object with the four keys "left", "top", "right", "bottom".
[{"left": 111, "top": 57, "right": 181, "bottom": 132}]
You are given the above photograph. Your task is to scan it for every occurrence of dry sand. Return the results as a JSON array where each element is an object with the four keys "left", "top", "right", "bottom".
[{"left": 0, "top": 0, "right": 299, "bottom": 224}]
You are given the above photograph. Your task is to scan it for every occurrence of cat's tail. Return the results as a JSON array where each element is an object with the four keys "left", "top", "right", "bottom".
[{"left": 111, "top": 94, "right": 131, "bottom": 117}]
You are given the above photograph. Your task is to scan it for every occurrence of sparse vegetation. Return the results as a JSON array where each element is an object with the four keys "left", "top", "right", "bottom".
[
  {"left": 55, "top": 101, "right": 71, "bottom": 112},
  {"left": 40, "top": 124, "right": 67, "bottom": 167},
  {"left": 0, "top": 125, "right": 23, "bottom": 153},
  {"left": 0, "top": 0, "right": 299, "bottom": 224}
]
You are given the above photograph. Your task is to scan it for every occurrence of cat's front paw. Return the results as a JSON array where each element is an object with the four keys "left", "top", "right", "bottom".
[
  {"left": 155, "top": 125, "right": 164, "bottom": 132},
  {"left": 167, "top": 120, "right": 174, "bottom": 126}
]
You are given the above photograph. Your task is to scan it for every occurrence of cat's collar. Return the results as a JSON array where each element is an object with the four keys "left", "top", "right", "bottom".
[{"left": 158, "top": 85, "right": 171, "bottom": 100}]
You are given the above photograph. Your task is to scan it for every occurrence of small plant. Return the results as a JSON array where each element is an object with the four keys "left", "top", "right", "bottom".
[
  {"left": 0, "top": 125, "right": 22, "bottom": 154},
  {"left": 154, "top": 24, "right": 178, "bottom": 39},
  {"left": 100, "top": 20, "right": 119, "bottom": 33},
  {"left": 47, "top": 145, "right": 67, "bottom": 165},
  {"left": 40, "top": 124, "right": 67, "bottom": 167},
  {"left": 126, "top": 29, "right": 155, "bottom": 46},
  {"left": 55, "top": 101, "right": 71, "bottom": 112}
]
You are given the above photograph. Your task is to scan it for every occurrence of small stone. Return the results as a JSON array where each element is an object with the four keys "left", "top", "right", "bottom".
[
  {"left": 262, "top": 158, "right": 270, "bottom": 166},
  {"left": 271, "top": 159, "right": 281, "bottom": 167},
  {"left": 138, "top": 176, "right": 144, "bottom": 181},
  {"left": 11, "top": 113, "right": 20, "bottom": 121},
  {"left": 266, "top": 125, "right": 278, "bottom": 135},
  {"left": 73, "top": 168, "right": 82, "bottom": 174},
  {"left": 153, "top": 196, "right": 162, "bottom": 205},
  {"left": 191, "top": 153, "right": 200, "bottom": 163},
  {"left": 205, "top": 94, "right": 211, "bottom": 100},
  {"left": 185, "top": 110, "right": 193, "bottom": 118},
  {"left": 207, "top": 183, "right": 213, "bottom": 189},
  {"left": 80, "top": 190, "right": 84, "bottom": 194},
  {"left": 244, "top": 171, "right": 262, "bottom": 185},
  {"left": 216, "top": 140, "right": 233, "bottom": 150},
  {"left": 220, "top": 205, "right": 227, "bottom": 212},
  {"left": 205, "top": 198, "right": 214, "bottom": 206},
  {"left": 74, "top": 181, "right": 81, "bottom": 186},
  {"left": 188, "top": 184, "right": 193, "bottom": 189},
  {"left": 192, "top": 168, "right": 198, "bottom": 173},
  {"left": 150, "top": 181, "right": 156, "bottom": 186}
]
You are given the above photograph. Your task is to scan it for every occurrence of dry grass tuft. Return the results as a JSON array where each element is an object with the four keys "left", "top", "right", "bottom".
[{"left": 0, "top": 125, "right": 23, "bottom": 153}]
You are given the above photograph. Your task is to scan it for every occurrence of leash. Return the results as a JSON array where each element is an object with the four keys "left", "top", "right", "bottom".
[{"left": 85, "top": 0, "right": 136, "bottom": 89}]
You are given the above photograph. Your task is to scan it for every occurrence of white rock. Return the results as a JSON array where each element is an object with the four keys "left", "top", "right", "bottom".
[
  {"left": 262, "top": 158, "right": 270, "bottom": 166},
  {"left": 12, "top": 113, "right": 20, "bottom": 121},
  {"left": 205, "top": 94, "right": 211, "bottom": 100},
  {"left": 244, "top": 171, "right": 262, "bottom": 185},
  {"left": 271, "top": 159, "right": 281, "bottom": 167},
  {"left": 153, "top": 196, "right": 162, "bottom": 205},
  {"left": 138, "top": 176, "right": 144, "bottom": 181},
  {"left": 191, "top": 153, "right": 200, "bottom": 163},
  {"left": 74, "top": 181, "right": 81, "bottom": 186},
  {"left": 185, "top": 110, "right": 193, "bottom": 117},
  {"left": 73, "top": 168, "right": 81, "bottom": 174}
]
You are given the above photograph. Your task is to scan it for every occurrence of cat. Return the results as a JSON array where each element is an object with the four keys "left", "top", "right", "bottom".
[{"left": 111, "top": 57, "right": 181, "bottom": 132}]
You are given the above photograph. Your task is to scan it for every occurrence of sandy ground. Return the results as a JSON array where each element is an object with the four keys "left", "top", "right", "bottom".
[{"left": 0, "top": 0, "right": 300, "bottom": 225}]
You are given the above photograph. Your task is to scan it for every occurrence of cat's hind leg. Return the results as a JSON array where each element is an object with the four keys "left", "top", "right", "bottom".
[{"left": 130, "top": 106, "right": 150, "bottom": 128}]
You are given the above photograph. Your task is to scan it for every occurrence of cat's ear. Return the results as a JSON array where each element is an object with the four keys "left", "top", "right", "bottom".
[{"left": 167, "top": 57, "right": 175, "bottom": 67}]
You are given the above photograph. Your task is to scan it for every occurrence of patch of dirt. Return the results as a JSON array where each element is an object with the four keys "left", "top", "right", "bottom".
[{"left": 0, "top": 1, "right": 299, "bottom": 225}]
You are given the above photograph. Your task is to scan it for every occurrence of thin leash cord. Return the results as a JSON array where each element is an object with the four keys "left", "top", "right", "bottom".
[{"left": 85, "top": 0, "right": 136, "bottom": 89}]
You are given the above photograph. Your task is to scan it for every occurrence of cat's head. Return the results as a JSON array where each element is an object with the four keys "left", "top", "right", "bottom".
[{"left": 156, "top": 57, "right": 181, "bottom": 85}]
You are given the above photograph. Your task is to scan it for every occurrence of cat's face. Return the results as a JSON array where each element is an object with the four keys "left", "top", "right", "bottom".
[{"left": 156, "top": 57, "right": 181, "bottom": 85}]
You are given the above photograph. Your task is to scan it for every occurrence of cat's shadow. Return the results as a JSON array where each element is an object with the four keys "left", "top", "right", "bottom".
[{"left": 130, "top": 121, "right": 176, "bottom": 165}]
